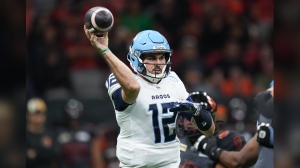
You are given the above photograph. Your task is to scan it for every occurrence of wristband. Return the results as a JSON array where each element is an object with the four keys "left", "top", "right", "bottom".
[{"left": 99, "top": 47, "right": 110, "bottom": 55}]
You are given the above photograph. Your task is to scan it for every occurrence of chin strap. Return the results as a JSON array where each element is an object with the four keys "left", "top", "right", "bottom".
[
  {"left": 143, "top": 75, "right": 162, "bottom": 83},
  {"left": 142, "top": 66, "right": 167, "bottom": 83}
]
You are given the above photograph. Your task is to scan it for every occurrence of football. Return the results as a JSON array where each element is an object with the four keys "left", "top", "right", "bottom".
[{"left": 84, "top": 6, "right": 114, "bottom": 37}]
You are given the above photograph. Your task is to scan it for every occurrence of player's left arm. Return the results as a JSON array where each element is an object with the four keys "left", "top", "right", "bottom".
[{"left": 194, "top": 133, "right": 259, "bottom": 168}]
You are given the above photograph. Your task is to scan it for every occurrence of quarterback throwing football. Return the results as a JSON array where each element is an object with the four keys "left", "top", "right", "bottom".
[{"left": 84, "top": 26, "right": 215, "bottom": 167}]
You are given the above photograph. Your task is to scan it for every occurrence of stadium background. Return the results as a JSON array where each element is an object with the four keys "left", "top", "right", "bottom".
[{"left": 25, "top": 0, "right": 273, "bottom": 167}]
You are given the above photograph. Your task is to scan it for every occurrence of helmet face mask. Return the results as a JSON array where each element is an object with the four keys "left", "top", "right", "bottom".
[
  {"left": 176, "top": 91, "right": 218, "bottom": 141},
  {"left": 127, "top": 30, "right": 172, "bottom": 83},
  {"left": 176, "top": 114, "right": 202, "bottom": 141}
]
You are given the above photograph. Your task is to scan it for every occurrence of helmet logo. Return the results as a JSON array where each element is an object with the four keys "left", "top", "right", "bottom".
[
  {"left": 153, "top": 46, "right": 166, "bottom": 50},
  {"left": 218, "top": 130, "right": 229, "bottom": 139},
  {"left": 208, "top": 97, "right": 217, "bottom": 111},
  {"left": 234, "top": 136, "right": 244, "bottom": 151}
]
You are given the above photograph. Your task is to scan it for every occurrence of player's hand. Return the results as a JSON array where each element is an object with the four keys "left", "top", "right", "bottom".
[
  {"left": 84, "top": 25, "right": 108, "bottom": 51},
  {"left": 257, "top": 123, "right": 274, "bottom": 148},
  {"left": 169, "top": 100, "right": 201, "bottom": 116},
  {"left": 193, "top": 135, "right": 223, "bottom": 161}
]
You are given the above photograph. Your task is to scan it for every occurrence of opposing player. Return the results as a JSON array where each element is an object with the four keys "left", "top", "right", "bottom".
[
  {"left": 84, "top": 27, "right": 215, "bottom": 167},
  {"left": 177, "top": 91, "right": 217, "bottom": 168},
  {"left": 193, "top": 83, "right": 274, "bottom": 168},
  {"left": 178, "top": 91, "right": 246, "bottom": 168},
  {"left": 255, "top": 81, "right": 274, "bottom": 168}
]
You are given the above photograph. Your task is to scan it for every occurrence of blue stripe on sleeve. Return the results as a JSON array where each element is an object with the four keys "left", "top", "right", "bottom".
[{"left": 112, "top": 88, "right": 131, "bottom": 111}]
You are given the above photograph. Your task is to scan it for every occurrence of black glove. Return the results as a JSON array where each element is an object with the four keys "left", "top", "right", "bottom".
[
  {"left": 257, "top": 123, "right": 274, "bottom": 148},
  {"left": 193, "top": 135, "right": 223, "bottom": 161},
  {"left": 169, "top": 100, "right": 201, "bottom": 116}
]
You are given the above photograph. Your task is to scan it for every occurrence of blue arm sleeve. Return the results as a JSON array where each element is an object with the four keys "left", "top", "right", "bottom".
[
  {"left": 185, "top": 96, "right": 212, "bottom": 131},
  {"left": 112, "top": 88, "right": 131, "bottom": 111}
]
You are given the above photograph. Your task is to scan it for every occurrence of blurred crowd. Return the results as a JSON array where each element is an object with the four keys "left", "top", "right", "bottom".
[
  {"left": 27, "top": 0, "right": 273, "bottom": 99},
  {"left": 25, "top": 0, "right": 274, "bottom": 167},
  {"left": 26, "top": 97, "right": 120, "bottom": 168}
]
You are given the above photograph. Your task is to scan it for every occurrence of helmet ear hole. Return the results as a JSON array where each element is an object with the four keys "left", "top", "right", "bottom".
[
  {"left": 140, "top": 55, "right": 146, "bottom": 61},
  {"left": 164, "top": 53, "right": 170, "bottom": 61}
]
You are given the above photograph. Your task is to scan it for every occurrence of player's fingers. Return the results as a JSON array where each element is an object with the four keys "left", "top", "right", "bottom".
[
  {"left": 83, "top": 25, "right": 88, "bottom": 34},
  {"left": 84, "top": 28, "right": 90, "bottom": 39},
  {"left": 103, "top": 32, "right": 109, "bottom": 39},
  {"left": 84, "top": 25, "right": 93, "bottom": 40},
  {"left": 90, "top": 33, "right": 96, "bottom": 43},
  {"left": 193, "top": 135, "right": 206, "bottom": 151}
]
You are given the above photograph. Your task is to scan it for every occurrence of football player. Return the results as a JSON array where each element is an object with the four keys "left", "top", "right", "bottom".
[
  {"left": 84, "top": 27, "right": 215, "bottom": 167},
  {"left": 193, "top": 82, "right": 274, "bottom": 168},
  {"left": 178, "top": 91, "right": 246, "bottom": 168}
]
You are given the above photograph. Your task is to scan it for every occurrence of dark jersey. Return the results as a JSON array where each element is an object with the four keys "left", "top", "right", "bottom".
[
  {"left": 179, "top": 136, "right": 213, "bottom": 168},
  {"left": 26, "top": 129, "right": 60, "bottom": 168},
  {"left": 56, "top": 124, "right": 94, "bottom": 168}
]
